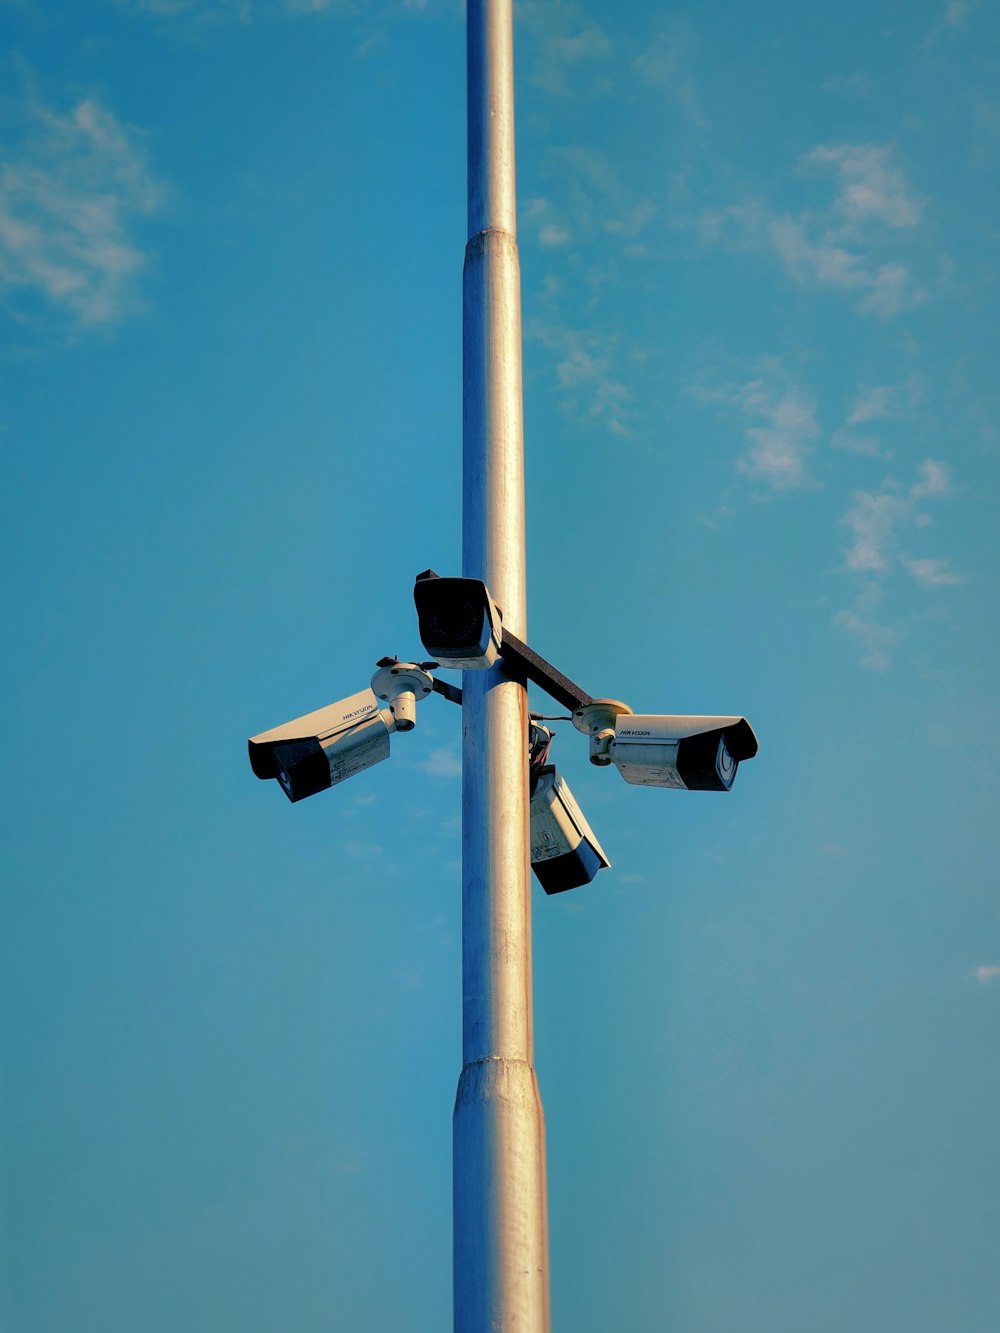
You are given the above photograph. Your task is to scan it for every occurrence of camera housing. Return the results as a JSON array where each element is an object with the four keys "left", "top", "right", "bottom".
[
  {"left": 573, "top": 701, "right": 757, "bottom": 791},
  {"left": 612, "top": 714, "right": 757, "bottom": 790},
  {"left": 249, "top": 688, "right": 395, "bottom": 802},
  {"left": 529, "top": 765, "right": 610, "bottom": 894},
  {"left": 413, "top": 573, "right": 502, "bottom": 669}
]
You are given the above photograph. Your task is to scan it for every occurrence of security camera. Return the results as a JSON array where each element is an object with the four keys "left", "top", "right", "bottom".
[
  {"left": 370, "top": 662, "right": 434, "bottom": 732},
  {"left": 530, "top": 765, "right": 610, "bottom": 894},
  {"left": 573, "top": 700, "right": 758, "bottom": 791},
  {"left": 413, "top": 572, "right": 502, "bottom": 669},
  {"left": 249, "top": 687, "right": 396, "bottom": 802}
]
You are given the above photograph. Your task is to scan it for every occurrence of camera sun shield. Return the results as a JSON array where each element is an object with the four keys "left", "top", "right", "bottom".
[{"left": 413, "top": 575, "right": 501, "bottom": 669}]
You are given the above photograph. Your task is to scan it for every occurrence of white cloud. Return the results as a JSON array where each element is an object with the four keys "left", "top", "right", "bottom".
[
  {"left": 603, "top": 201, "right": 657, "bottom": 238},
  {"left": 416, "top": 747, "right": 462, "bottom": 778},
  {"left": 548, "top": 145, "right": 619, "bottom": 203},
  {"left": 804, "top": 144, "right": 922, "bottom": 229},
  {"left": 119, "top": 0, "right": 432, "bottom": 18},
  {"left": 633, "top": 26, "right": 705, "bottom": 125},
  {"left": 539, "top": 224, "right": 570, "bottom": 248},
  {"left": 343, "top": 839, "right": 386, "bottom": 858},
  {"left": 739, "top": 385, "right": 818, "bottom": 490},
  {"left": 769, "top": 216, "right": 866, "bottom": 288},
  {"left": 830, "top": 430, "right": 887, "bottom": 458},
  {"left": 702, "top": 144, "right": 926, "bottom": 317},
  {"left": 528, "top": 318, "right": 633, "bottom": 434},
  {"left": 848, "top": 383, "right": 908, "bottom": 425},
  {"left": 842, "top": 490, "right": 906, "bottom": 573},
  {"left": 831, "top": 378, "right": 921, "bottom": 457},
  {"left": 926, "top": 0, "right": 975, "bottom": 40},
  {"left": 972, "top": 964, "right": 1000, "bottom": 983},
  {"left": 911, "top": 458, "right": 953, "bottom": 498},
  {"left": 117, "top": 0, "right": 253, "bottom": 14},
  {"left": 768, "top": 214, "right": 923, "bottom": 314},
  {"left": 693, "top": 362, "right": 818, "bottom": 491},
  {"left": 518, "top": 2, "right": 611, "bottom": 98},
  {"left": 0, "top": 96, "right": 164, "bottom": 327},
  {"left": 832, "top": 589, "right": 899, "bottom": 673},
  {"left": 859, "top": 262, "right": 922, "bottom": 316},
  {"left": 521, "top": 149, "right": 652, "bottom": 433},
  {"left": 821, "top": 72, "right": 872, "bottom": 97},
  {"left": 532, "top": 147, "right": 656, "bottom": 256},
  {"left": 523, "top": 199, "right": 574, "bottom": 249},
  {"left": 834, "top": 460, "right": 961, "bottom": 668},
  {"left": 832, "top": 613, "right": 895, "bottom": 671},
  {"left": 840, "top": 461, "right": 956, "bottom": 576},
  {"left": 900, "top": 557, "right": 962, "bottom": 587}
]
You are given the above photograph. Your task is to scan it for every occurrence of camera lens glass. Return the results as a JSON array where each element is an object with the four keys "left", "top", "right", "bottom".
[
  {"left": 416, "top": 579, "right": 487, "bottom": 652},
  {"left": 436, "top": 594, "right": 481, "bottom": 647},
  {"left": 716, "top": 734, "right": 736, "bottom": 782}
]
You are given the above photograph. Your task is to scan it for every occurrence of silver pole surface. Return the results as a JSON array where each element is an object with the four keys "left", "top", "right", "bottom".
[{"left": 455, "top": 1, "right": 550, "bottom": 1328}]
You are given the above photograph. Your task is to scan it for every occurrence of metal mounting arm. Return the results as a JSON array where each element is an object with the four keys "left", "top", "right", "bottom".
[
  {"left": 413, "top": 568, "right": 593, "bottom": 711},
  {"left": 497, "top": 627, "right": 592, "bottom": 712}
]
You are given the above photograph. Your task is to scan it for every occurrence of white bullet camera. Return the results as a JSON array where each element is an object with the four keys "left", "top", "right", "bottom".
[
  {"left": 249, "top": 687, "right": 395, "bottom": 802},
  {"left": 530, "top": 765, "right": 610, "bottom": 894},
  {"left": 573, "top": 700, "right": 758, "bottom": 791},
  {"left": 413, "top": 572, "right": 502, "bottom": 669}
]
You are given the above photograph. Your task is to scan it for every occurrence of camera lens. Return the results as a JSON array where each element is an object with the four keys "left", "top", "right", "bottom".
[{"left": 716, "top": 735, "right": 736, "bottom": 782}]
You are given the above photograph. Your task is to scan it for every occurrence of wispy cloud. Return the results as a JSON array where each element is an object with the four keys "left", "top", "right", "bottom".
[
  {"left": 901, "top": 556, "right": 962, "bottom": 587},
  {"left": 841, "top": 461, "right": 956, "bottom": 575},
  {"left": 117, "top": 0, "right": 434, "bottom": 19},
  {"left": 831, "top": 378, "right": 923, "bottom": 457},
  {"left": 528, "top": 318, "right": 633, "bottom": 434},
  {"left": 971, "top": 964, "right": 1000, "bottom": 983},
  {"left": 926, "top": 0, "right": 976, "bottom": 41},
  {"left": 835, "top": 459, "right": 961, "bottom": 669},
  {"left": 911, "top": 457, "right": 952, "bottom": 499},
  {"left": 343, "top": 839, "right": 386, "bottom": 858},
  {"left": 518, "top": 139, "right": 656, "bottom": 430},
  {"left": 700, "top": 143, "right": 926, "bottom": 317},
  {"left": 0, "top": 95, "right": 164, "bottom": 328},
  {"left": 518, "top": 1, "right": 611, "bottom": 98},
  {"left": 633, "top": 25, "right": 705, "bottom": 126},
  {"left": 848, "top": 381, "right": 917, "bottom": 425},
  {"left": 523, "top": 149, "right": 656, "bottom": 253},
  {"left": 539, "top": 223, "right": 571, "bottom": 248},
  {"left": 832, "top": 583, "right": 900, "bottom": 673},
  {"left": 738, "top": 380, "right": 819, "bottom": 490},
  {"left": 115, "top": 0, "right": 253, "bottom": 15},
  {"left": 803, "top": 144, "right": 922, "bottom": 229},
  {"left": 842, "top": 490, "right": 907, "bottom": 574},
  {"left": 768, "top": 219, "right": 922, "bottom": 316},
  {"left": 523, "top": 196, "right": 573, "bottom": 248},
  {"left": 416, "top": 746, "right": 461, "bottom": 778},
  {"left": 691, "top": 360, "right": 818, "bottom": 491},
  {"left": 821, "top": 71, "right": 872, "bottom": 98}
]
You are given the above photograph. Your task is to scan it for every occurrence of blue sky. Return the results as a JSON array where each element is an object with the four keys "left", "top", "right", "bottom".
[{"left": 1, "top": 2, "right": 998, "bottom": 1330}]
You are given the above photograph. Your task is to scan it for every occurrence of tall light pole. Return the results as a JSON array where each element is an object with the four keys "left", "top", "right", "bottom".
[
  {"left": 248, "top": 8, "right": 760, "bottom": 1323},
  {"left": 455, "top": 1, "right": 551, "bottom": 1328}
]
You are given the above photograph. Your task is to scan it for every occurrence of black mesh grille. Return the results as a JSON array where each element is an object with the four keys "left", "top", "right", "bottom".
[{"left": 415, "top": 578, "right": 487, "bottom": 654}]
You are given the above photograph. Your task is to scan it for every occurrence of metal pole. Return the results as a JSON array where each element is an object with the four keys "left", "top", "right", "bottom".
[{"left": 455, "top": 2, "right": 550, "bottom": 1329}]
